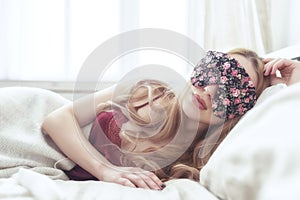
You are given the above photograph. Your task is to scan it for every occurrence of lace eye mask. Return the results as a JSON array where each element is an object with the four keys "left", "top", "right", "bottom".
[{"left": 190, "top": 50, "right": 257, "bottom": 119}]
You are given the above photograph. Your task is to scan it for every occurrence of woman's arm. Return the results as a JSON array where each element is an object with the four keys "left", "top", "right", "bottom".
[
  {"left": 42, "top": 85, "right": 164, "bottom": 190},
  {"left": 264, "top": 58, "right": 300, "bottom": 86}
]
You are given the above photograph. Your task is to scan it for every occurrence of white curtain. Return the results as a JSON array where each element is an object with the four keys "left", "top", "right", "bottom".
[
  {"left": 0, "top": 0, "right": 120, "bottom": 81},
  {"left": 1, "top": 0, "right": 300, "bottom": 81},
  {"left": 189, "top": 0, "right": 300, "bottom": 55},
  {"left": 268, "top": 0, "right": 300, "bottom": 51},
  {"left": 0, "top": 0, "right": 65, "bottom": 80},
  {"left": 192, "top": 0, "right": 272, "bottom": 54}
]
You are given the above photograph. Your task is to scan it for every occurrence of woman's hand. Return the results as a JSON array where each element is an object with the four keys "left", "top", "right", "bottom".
[
  {"left": 97, "top": 165, "right": 165, "bottom": 190},
  {"left": 264, "top": 58, "right": 300, "bottom": 86}
]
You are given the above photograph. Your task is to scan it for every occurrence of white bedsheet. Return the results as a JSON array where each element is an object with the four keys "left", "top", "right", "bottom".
[{"left": 0, "top": 168, "right": 217, "bottom": 200}]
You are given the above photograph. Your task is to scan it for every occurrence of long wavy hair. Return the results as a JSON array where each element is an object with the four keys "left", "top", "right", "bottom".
[
  {"left": 96, "top": 48, "right": 270, "bottom": 182},
  {"left": 96, "top": 79, "right": 184, "bottom": 171},
  {"left": 162, "top": 48, "right": 270, "bottom": 181}
]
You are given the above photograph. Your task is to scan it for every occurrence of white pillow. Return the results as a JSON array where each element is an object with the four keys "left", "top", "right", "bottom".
[
  {"left": 262, "top": 44, "right": 300, "bottom": 60},
  {"left": 255, "top": 84, "right": 287, "bottom": 105},
  {"left": 200, "top": 83, "right": 300, "bottom": 200}
]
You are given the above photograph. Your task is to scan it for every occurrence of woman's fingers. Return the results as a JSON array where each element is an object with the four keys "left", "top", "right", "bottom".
[
  {"left": 265, "top": 58, "right": 296, "bottom": 74},
  {"left": 263, "top": 58, "right": 300, "bottom": 86},
  {"left": 122, "top": 172, "right": 163, "bottom": 190},
  {"left": 145, "top": 171, "right": 166, "bottom": 189},
  {"left": 102, "top": 166, "right": 165, "bottom": 190},
  {"left": 125, "top": 173, "right": 151, "bottom": 189},
  {"left": 138, "top": 172, "right": 164, "bottom": 190},
  {"left": 264, "top": 58, "right": 281, "bottom": 76},
  {"left": 118, "top": 169, "right": 165, "bottom": 190},
  {"left": 263, "top": 57, "right": 274, "bottom": 64},
  {"left": 117, "top": 178, "right": 137, "bottom": 188}
]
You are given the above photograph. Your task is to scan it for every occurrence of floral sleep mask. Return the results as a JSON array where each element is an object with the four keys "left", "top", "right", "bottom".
[{"left": 190, "top": 50, "right": 257, "bottom": 119}]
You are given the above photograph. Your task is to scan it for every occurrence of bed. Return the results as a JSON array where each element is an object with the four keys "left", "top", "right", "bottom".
[{"left": 1, "top": 46, "right": 300, "bottom": 200}]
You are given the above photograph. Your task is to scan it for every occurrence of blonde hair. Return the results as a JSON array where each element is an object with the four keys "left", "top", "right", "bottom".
[
  {"left": 96, "top": 48, "right": 270, "bottom": 182},
  {"left": 96, "top": 79, "right": 183, "bottom": 174},
  {"left": 169, "top": 48, "right": 270, "bottom": 181},
  {"left": 124, "top": 80, "right": 181, "bottom": 143}
]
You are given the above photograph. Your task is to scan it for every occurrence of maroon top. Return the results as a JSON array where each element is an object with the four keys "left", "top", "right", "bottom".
[{"left": 65, "top": 110, "right": 128, "bottom": 180}]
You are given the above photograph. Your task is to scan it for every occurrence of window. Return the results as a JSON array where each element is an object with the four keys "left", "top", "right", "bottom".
[
  {"left": 0, "top": 0, "right": 191, "bottom": 82},
  {"left": 1, "top": 0, "right": 299, "bottom": 82}
]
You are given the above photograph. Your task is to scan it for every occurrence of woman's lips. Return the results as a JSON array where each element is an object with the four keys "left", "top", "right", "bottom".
[{"left": 192, "top": 93, "right": 207, "bottom": 110}]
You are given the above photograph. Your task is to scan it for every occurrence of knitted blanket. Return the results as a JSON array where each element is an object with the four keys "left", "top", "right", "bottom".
[{"left": 0, "top": 87, "right": 75, "bottom": 180}]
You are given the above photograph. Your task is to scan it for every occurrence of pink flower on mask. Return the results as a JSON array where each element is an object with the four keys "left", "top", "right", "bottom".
[
  {"left": 238, "top": 107, "right": 244, "bottom": 114},
  {"left": 234, "top": 98, "right": 242, "bottom": 104},
  {"left": 232, "top": 70, "right": 238, "bottom": 76},
  {"left": 232, "top": 89, "right": 240, "bottom": 97},
  {"left": 223, "top": 98, "right": 231, "bottom": 105},
  {"left": 223, "top": 62, "right": 231, "bottom": 69},
  {"left": 242, "top": 76, "right": 250, "bottom": 84},
  {"left": 229, "top": 114, "right": 235, "bottom": 119},
  {"left": 220, "top": 76, "right": 227, "bottom": 84},
  {"left": 242, "top": 89, "right": 248, "bottom": 94},
  {"left": 249, "top": 81, "right": 255, "bottom": 88},
  {"left": 191, "top": 77, "right": 197, "bottom": 84}
]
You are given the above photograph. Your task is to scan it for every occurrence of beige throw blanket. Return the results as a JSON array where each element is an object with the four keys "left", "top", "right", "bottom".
[{"left": 0, "top": 87, "right": 75, "bottom": 180}]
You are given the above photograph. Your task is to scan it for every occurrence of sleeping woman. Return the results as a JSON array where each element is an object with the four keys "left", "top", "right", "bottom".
[{"left": 41, "top": 48, "right": 270, "bottom": 190}]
